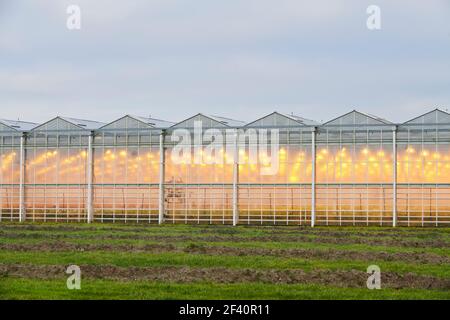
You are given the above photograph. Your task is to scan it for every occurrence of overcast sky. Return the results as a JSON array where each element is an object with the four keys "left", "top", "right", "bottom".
[{"left": 1, "top": 0, "right": 449, "bottom": 125}]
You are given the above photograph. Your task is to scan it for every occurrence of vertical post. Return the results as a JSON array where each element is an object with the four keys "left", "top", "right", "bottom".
[
  {"left": 87, "top": 132, "right": 94, "bottom": 223},
  {"left": 232, "top": 130, "right": 239, "bottom": 226},
  {"left": 19, "top": 133, "right": 26, "bottom": 222},
  {"left": 392, "top": 126, "right": 397, "bottom": 227},
  {"left": 311, "top": 127, "right": 317, "bottom": 227},
  {"left": 158, "top": 130, "right": 165, "bottom": 224}
]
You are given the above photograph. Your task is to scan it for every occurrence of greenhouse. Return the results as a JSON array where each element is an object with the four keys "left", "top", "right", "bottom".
[{"left": 0, "top": 109, "right": 449, "bottom": 226}]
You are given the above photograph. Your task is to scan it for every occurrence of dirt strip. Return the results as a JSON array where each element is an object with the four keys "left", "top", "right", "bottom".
[
  {"left": 1, "top": 242, "right": 448, "bottom": 265},
  {"left": 1, "top": 263, "right": 448, "bottom": 290},
  {"left": 1, "top": 231, "right": 448, "bottom": 248}
]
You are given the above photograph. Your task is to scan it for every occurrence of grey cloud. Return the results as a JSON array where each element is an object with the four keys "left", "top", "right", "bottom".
[{"left": 0, "top": 0, "right": 449, "bottom": 124}]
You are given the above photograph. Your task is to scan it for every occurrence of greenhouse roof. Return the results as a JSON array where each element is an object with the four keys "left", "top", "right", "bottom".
[
  {"left": 0, "top": 119, "right": 38, "bottom": 131},
  {"left": 30, "top": 116, "right": 105, "bottom": 132},
  {"left": 280, "top": 113, "right": 319, "bottom": 125},
  {"left": 2, "top": 108, "right": 450, "bottom": 133},
  {"left": 402, "top": 109, "right": 450, "bottom": 125},
  {"left": 171, "top": 113, "right": 246, "bottom": 128},
  {"left": 131, "top": 115, "right": 175, "bottom": 128},
  {"left": 60, "top": 117, "right": 105, "bottom": 130},
  {"left": 245, "top": 112, "right": 318, "bottom": 127},
  {"left": 324, "top": 110, "right": 393, "bottom": 126},
  {"left": 98, "top": 115, "right": 175, "bottom": 130},
  {"left": 207, "top": 115, "right": 246, "bottom": 127}
]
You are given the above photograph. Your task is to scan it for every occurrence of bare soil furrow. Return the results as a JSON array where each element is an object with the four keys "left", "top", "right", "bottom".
[
  {"left": 1, "top": 242, "right": 448, "bottom": 265},
  {"left": 1, "top": 263, "right": 448, "bottom": 290}
]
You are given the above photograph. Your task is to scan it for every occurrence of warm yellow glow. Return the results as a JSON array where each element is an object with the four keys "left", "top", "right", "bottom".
[{"left": 2, "top": 138, "right": 449, "bottom": 216}]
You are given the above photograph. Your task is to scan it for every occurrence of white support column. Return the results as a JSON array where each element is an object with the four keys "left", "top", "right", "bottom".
[
  {"left": 232, "top": 130, "right": 239, "bottom": 226},
  {"left": 392, "top": 127, "right": 398, "bottom": 227},
  {"left": 158, "top": 130, "right": 165, "bottom": 224},
  {"left": 19, "top": 134, "right": 26, "bottom": 222},
  {"left": 311, "top": 127, "right": 317, "bottom": 227},
  {"left": 87, "top": 133, "right": 94, "bottom": 223}
]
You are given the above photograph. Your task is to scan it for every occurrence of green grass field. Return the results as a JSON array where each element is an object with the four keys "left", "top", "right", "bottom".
[{"left": 0, "top": 222, "right": 449, "bottom": 299}]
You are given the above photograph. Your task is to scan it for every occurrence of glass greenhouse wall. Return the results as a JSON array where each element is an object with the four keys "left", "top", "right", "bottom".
[
  {"left": 315, "top": 111, "right": 395, "bottom": 226},
  {"left": 24, "top": 117, "right": 99, "bottom": 222},
  {"left": 164, "top": 114, "right": 240, "bottom": 224},
  {"left": 0, "top": 121, "right": 23, "bottom": 221},
  {"left": 0, "top": 109, "right": 449, "bottom": 226},
  {"left": 396, "top": 111, "right": 450, "bottom": 226},
  {"left": 239, "top": 113, "right": 314, "bottom": 225},
  {"left": 92, "top": 116, "right": 165, "bottom": 223}
]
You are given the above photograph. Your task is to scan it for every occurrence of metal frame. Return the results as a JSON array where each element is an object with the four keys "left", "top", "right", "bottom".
[
  {"left": 392, "top": 127, "right": 397, "bottom": 227},
  {"left": 19, "top": 133, "right": 26, "bottom": 222},
  {"left": 311, "top": 127, "right": 316, "bottom": 227},
  {"left": 87, "top": 132, "right": 94, "bottom": 223},
  {"left": 232, "top": 130, "right": 239, "bottom": 226},
  {"left": 159, "top": 130, "right": 165, "bottom": 224}
]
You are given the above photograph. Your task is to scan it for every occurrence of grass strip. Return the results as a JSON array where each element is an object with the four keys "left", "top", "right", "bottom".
[
  {"left": 1, "top": 277, "right": 448, "bottom": 300},
  {"left": 0, "top": 250, "right": 448, "bottom": 278}
]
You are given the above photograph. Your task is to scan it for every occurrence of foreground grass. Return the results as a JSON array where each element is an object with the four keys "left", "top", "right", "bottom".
[
  {"left": 1, "top": 278, "right": 449, "bottom": 300},
  {"left": 0, "top": 222, "right": 449, "bottom": 300}
]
